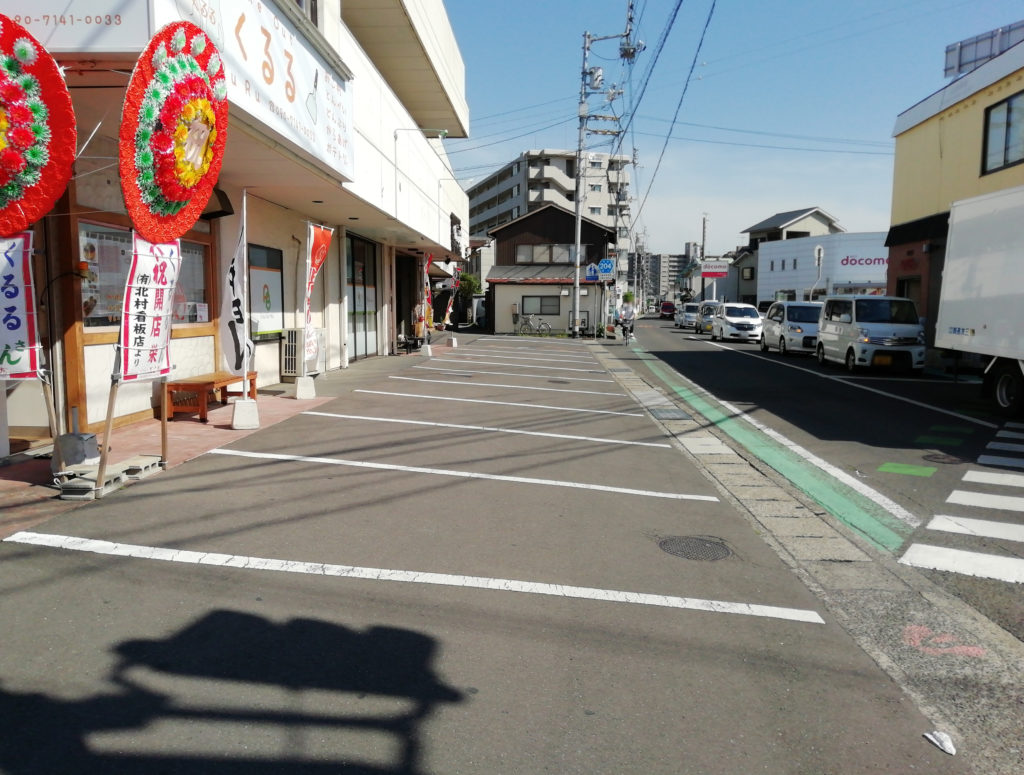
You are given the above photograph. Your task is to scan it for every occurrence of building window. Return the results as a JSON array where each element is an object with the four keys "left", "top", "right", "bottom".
[
  {"left": 741, "top": 266, "right": 754, "bottom": 280},
  {"left": 589, "top": 206, "right": 602, "bottom": 216},
  {"left": 522, "top": 295, "right": 560, "bottom": 315},
  {"left": 79, "top": 224, "right": 210, "bottom": 329},
  {"left": 781, "top": 259, "right": 786, "bottom": 271},
  {"left": 590, "top": 184, "right": 602, "bottom": 192},
  {"left": 793, "top": 258, "right": 798, "bottom": 271},
  {"left": 589, "top": 160, "right": 602, "bottom": 169},
  {"left": 294, "top": 0, "right": 318, "bottom": 26},
  {"left": 984, "top": 90, "right": 1024, "bottom": 173},
  {"left": 770, "top": 260, "right": 775, "bottom": 271}
]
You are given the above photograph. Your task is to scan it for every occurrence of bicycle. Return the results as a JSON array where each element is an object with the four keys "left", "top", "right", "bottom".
[
  {"left": 620, "top": 317, "right": 635, "bottom": 345},
  {"left": 518, "top": 313, "right": 551, "bottom": 336}
]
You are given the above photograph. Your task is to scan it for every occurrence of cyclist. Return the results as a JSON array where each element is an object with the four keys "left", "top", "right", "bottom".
[{"left": 618, "top": 293, "right": 637, "bottom": 343}]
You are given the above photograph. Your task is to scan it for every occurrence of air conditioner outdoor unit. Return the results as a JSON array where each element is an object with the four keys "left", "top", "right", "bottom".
[{"left": 281, "top": 328, "right": 326, "bottom": 379}]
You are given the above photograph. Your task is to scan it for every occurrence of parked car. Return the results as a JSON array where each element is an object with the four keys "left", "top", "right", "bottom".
[
  {"left": 674, "top": 302, "right": 700, "bottom": 329},
  {"left": 694, "top": 301, "right": 721, "bottom": 334},
  {"left": 711, "top": 302, "right": 763, "bottom": 342},
  {"left": 660, "top": 301, "right": 676, "bottom": 319},
  {"left": 760, "top": 301, "right": 823, "bottom": 355},
  {"left": 816, "top": 295, "right": 925, "bottom": 372}
]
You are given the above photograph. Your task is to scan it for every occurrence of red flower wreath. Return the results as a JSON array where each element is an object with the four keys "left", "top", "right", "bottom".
[
  {"left": 120, "top": 21, "right": 228, "bottom": 244},
  {"left": 0, "top": 14, "right": 76, "bottom": 237}
]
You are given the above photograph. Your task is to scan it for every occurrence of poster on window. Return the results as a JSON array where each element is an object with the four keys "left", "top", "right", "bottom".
[
  {"left": 0, "top": 233, "right": 42, "bottom": 380},
  {"left": 118, "top": 235, "right": 182, "bottom": 382}
]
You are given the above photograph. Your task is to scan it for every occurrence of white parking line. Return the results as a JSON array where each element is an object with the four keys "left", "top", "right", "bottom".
[
  {"left": 208, "top": 448, "right": 719, "bottom": 501},
  {"left": 927, "top": 514, "right": 1024, "bottom": 542},
  {"left": 414, "top": 365, "right": 615, "bottom": 384},
  {"left": 426, "top": 357, "right": 605, "bottom": 374},
  {"left": 390, "top": 376, "right": 623, "bottom": 397},
  {"left": 453, "top": 349, "right": 596, "bottom": 363},
  {"left": 3, "top": 532, "right": 823, "bottom": 624},
  {"left": 302, "top": 411, "right": 672, "bottom": 448},
  {"left": 899, "top": 544, "right": 1024, "bottom": 583},
  {"left": 356, "top": 390, "right": 643, "bottom": 417},
  {"left": 947, "top": 489, "right": 1024, "bottom": 512}
]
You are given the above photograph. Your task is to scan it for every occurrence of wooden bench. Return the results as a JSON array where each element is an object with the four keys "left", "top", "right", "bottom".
[{"left": 165, "top": 371, "right": 257, "bottom": 423}]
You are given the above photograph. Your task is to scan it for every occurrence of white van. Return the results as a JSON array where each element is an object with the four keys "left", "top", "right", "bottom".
[
  {"left": 760, "top": 300, "right": 822, "bottom": 355},
  {"left": 816, "top": 295, "right": 925, "bottom": 372}
]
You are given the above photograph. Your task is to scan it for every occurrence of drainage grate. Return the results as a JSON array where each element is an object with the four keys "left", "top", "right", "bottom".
[
  {"left": 649, "top": 407, "right": 692, "bottom": 421},
  {"left": 658, "top": 535, "right": 731, "bottom": 561}
]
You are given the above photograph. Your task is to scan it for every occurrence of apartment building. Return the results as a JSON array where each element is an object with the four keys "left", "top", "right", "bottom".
[{"left": 467, "top": 150, "right": 632, "bottom": 274}]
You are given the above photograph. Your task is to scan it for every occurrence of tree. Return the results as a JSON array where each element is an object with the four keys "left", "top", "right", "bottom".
[{"left": 456, "top": 272, "right": 481, "bottom": 307}]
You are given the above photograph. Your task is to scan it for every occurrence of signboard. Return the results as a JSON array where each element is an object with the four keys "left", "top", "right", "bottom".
[
  {"left": 118, "top": 235, "right": 181, "bottom": 382},
  {"left": 0, "top": 233, "right": 42, "bottom": 380},
  {"left": 585, "top": 263, "right": 599, "bottom": 281},
  {"left": 598, "top": 258, "right": 614, "bottom": 278},
  {"left": 701, "top": 261, "right": 729, "bottom": 278}
]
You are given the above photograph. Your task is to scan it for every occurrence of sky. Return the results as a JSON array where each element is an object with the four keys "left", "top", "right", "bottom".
[{"left": 440, "top": 0, "right": 1023, "bottom": 256}]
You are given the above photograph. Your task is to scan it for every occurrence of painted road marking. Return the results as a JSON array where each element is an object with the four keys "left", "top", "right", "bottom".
[
  {"left": 638, "top": 358, "right": 918, "bottom": 551},
  {"left": 208, "top": 448, "right": 719, "bottom": 501},
  {"left": 453, "top": 349, "right": 596, "bottom": 363},
  {"left": 996, "top": 429, "right": 1024, "bottom": 440},
  {"left": 963, "top": 469, "right": 1024, "bottom": 488},
  {"left": 947, "top": 490, "right": 1024, "bottom": 512},
  {"left": 927, "top": 514, "right": 1024, "bottom": 543},
  {"left": 425, "top": 357, "right": 605, "bottom": 374},
  {"left": 356, "top": 390, "right": 643, "bottom": 417},
  {"left": 877, "top": 462, "right": 936, "bottom": 477},
  {"left": 302, "top": 411, "right": 672, "bottom": 448},
  {"left": 899, "top": 544, "right": 1024, "bottom": 584},
  {"left": 390, "top": 376, "right": 622, "bottom": 397},
  {"left": 977, "top": 455, "right": 1024, "bottom": 469},
  {"left": 986, "top": 440, "right": 1024, "bottom": 453},
  {"left": 3, "top": 532, "right": 822, "bottom": 624},
  {"left": 413, "top": 365, "right": 615, "bottom": 384},
  {"left": 914, "top": 435, "right": 965, "bottom": 446}
]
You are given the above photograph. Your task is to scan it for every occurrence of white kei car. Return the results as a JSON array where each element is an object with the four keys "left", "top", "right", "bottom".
[
  {"left": 710, "top": 303, "right": 763, "bottom": 342},
  {"left": 759, "top": 301, "right": 823, "bottom": 355}
]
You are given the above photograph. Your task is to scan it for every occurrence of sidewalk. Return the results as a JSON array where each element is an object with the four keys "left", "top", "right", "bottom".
[{"left": 0, "top": 341, "right": 455, "bottom": 540}]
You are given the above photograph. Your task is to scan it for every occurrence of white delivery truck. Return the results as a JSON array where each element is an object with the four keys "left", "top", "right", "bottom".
[{"left": 934, "top": 184, "right": 1024, "bottom": 416}]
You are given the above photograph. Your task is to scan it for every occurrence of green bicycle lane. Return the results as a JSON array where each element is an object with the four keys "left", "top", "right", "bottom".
[{"left": 629, "top": 349, "right": 914, "bottom": 552}]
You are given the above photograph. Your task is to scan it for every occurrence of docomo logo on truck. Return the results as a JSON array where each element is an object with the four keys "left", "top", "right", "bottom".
[{"left": 840, "top": 256, "right": 888, "bottom": 266}]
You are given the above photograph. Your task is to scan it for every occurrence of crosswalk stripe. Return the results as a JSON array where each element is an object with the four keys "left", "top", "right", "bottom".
[
  {"left": 927, "top": 514, "right": 1024, "bottom": 543},
  {"left": 976, "top": 455, "right": 1024, "bottom": 469},
  {"left": 986, "top": 440, "right": 1024, "bottom": 453},
  {"left": 996, "top": 429, "right": 1024, "bottom": 440},
  {"left": 963, "top": 469, "right": 1024, "bottom": 488},
  {"left": 947, "top": 489, "right": 1024, "bottom": 512},
  {"left": 899, "top": 544, "right": 1024, "bottom": 583}
]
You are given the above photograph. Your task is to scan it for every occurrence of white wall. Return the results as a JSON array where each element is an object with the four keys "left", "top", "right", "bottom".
[{"left": 756, "top": 233, "right": 888, "bottom": 302}]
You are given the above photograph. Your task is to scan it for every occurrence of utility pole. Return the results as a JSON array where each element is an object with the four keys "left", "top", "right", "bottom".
[
  {"left": 571, "top": 7, "right": 644, "bottom": 338},
  {"left": 700, "top": 212, "right": 708, "bottom": 301}
]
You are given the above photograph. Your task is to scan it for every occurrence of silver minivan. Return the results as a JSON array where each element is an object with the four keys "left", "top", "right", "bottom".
[{"left": 816, "top": 295, "right": 925, "bottom": 372}]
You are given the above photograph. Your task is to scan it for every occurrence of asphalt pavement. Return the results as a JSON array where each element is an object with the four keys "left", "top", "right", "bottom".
[{"left": 1, "top": 330, "right": 1020, "bottom": 774}]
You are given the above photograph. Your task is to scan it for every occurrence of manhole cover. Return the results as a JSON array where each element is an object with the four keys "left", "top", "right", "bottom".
[
  {"left": 658, "top": 535, "right": 731, "bottom": 561},
  {"left": 650, "top": 407, "right": 691, "bottom": 421}
]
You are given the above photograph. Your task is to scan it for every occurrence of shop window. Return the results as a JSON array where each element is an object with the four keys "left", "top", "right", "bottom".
[
  {"left": 521, "top": 295, "right": 560, "bottom": 315},
  {"left": 984, "top": 90, "right": 1024, "bottom": 173},
  {"left": 249, "top": 244, "right": 285, "bottom": 336}
]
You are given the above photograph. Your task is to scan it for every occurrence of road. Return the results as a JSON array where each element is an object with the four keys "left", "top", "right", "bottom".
[{"left": 1, "top": 333, "right": 1021, "bottom": 773}]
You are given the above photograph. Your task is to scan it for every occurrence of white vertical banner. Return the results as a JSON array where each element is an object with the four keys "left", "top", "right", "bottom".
[
  {"left": 118, "top": 235, "right": 181, "bottom": 382},
  {"left": 0, "top": 232, "right": 42, "bottom": 380},
  {"left": 303, "top": 222, "right": 333, "bottom": 373},
  {"left": 220, "top": 190, "right": 254, "bottom": 375}
]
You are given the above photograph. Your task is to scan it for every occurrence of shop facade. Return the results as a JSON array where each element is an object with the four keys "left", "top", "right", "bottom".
[{"left": 1, "top": 0, "right": 469, "bottom": 456}]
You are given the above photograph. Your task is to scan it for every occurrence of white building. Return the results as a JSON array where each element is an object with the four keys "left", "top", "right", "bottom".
[
  {"left": 756, "top": 233, "right": 889, "bottom": 302},
  {"left": 3, "top": 0, "right": 470, "bottom": 452}
]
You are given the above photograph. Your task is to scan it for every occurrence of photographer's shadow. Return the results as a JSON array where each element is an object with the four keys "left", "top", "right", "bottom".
[{"left": 1, "top": 609, "right": 464, "bottom": 773}]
